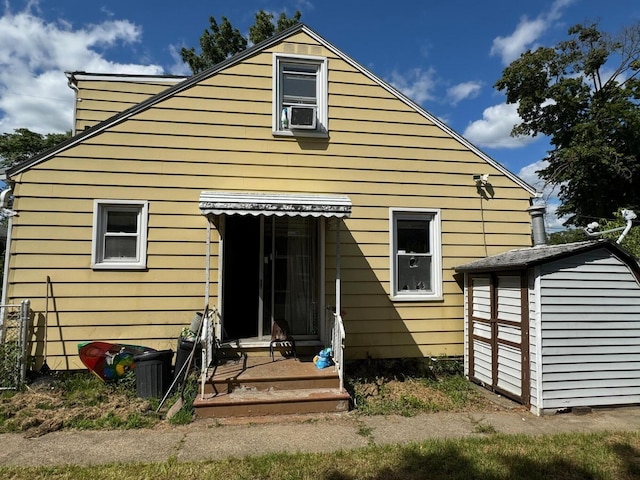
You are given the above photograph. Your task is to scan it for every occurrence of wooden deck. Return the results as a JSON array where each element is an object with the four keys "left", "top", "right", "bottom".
[{"left": 194, "top": 354, "right": 350, "bottom": 418}]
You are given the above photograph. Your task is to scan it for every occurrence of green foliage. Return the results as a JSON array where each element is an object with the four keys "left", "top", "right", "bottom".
[
  {"left": 181, "top": 10, "right": 302, "bottom": 74},
  {"left": 547, "top": 228, "right": 589, "bottom": 245},
  {"left": 167, "top": 373, "right": 199, "bottom": 425},
  {"left": 0, "top": 341, "right": 21, "bottom": 389},
  {"left": 598, "top": 211, "right": 640, "bottom": 257},
  {"left": 495, "top": 22, "right": 640, "bottom": 225},
  {"left": 249, "top": 10, "right": 301, "bottom": 45},
  {"left": 0, "top": 128, "right": 71, "bottom": 170}
]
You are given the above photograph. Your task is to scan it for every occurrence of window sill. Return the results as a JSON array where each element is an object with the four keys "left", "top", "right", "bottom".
[
  {"left": 92, "top": 262, "right": 147, "bottom": 270},
  {"left": 391, "top": 294, "right": 443, "bottom": 302},
  {"left": 273, "top": 129, "right": 328, "bottom": 139}
]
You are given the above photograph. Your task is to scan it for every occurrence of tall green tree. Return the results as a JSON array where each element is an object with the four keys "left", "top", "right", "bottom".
[
  {"left": 181, "top": 10, "right": 302, "bottom": 74},
  {"left": 0, "top": 128, "right": 71, "bottom": 171},
  {"left": 495, "top": 22, "right": 640, "bottom": 225}
]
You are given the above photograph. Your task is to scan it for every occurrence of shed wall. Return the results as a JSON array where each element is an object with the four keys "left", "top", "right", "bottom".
[{"left": 539, "top": 248, "right": 640, "bottom": 410}]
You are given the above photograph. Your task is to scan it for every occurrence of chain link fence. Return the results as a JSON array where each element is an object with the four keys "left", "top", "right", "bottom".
[{"left": 0, "top": 300, "right": 30, "bottom": 389}]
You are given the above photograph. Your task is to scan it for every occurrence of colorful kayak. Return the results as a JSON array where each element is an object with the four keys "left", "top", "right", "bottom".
[{"left": 78, "top": 341, "right": 155, "bottom": 381}]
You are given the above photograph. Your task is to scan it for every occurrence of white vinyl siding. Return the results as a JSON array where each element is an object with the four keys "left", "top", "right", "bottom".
[{"left": 539, "top": 249, "right": 640, "bottom": 411}]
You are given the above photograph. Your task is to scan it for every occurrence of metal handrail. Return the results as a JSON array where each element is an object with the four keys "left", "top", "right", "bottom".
[{"left": 329, "top": 307, "right": 345, "bottom": 392}]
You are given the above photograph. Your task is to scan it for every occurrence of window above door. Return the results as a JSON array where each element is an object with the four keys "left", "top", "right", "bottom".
[{"left": 272, "top": 53, "right": 328, "bottom": 137}]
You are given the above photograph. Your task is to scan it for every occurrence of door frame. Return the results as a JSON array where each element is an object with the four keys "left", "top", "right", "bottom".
[{"left": 216, "top": 215, "right": 326, "bottom": 344}]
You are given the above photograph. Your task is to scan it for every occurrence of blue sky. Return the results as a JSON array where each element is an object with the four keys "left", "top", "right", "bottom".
[{"left": 1, "top": 0, "right": 638, "bottom": 230}]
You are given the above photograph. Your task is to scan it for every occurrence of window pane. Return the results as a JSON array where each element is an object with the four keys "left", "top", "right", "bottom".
[
  {"left": 283, "top": 73, "right": 316, "bottom": 101},
  {"left": 397, "top": 219, "right": 430, "bottom": 253},
  {"left": 105, "top": 236, "right": 137, "bottom": 259},
  {"left": 107, "top": 211, "right": 138, "bottom": 234},
  {"left": 397, "top": 254, "right": 431, "bottom": 292}
]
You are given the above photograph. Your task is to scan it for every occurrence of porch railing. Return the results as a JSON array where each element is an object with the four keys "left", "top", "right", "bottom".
[
  {"left": 328, "top": 307, "right": 345, "bottom": 392},
  {"left": 0, "top": 300, "right": 30, "bottom": 390},
  {"left": 200, "top": 306, "right": 219, "bottom": 400}
]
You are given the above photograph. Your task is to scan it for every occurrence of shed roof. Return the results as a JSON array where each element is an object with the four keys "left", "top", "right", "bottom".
[{"left": 455, "top": 239, "right": 640, "bottom": 273}]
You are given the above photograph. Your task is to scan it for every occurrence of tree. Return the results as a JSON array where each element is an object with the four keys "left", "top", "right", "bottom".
[
  {"left": 181, "top": 10, "right": 302, "bottom": 74},
  {"left": 495, "top": 23, "right": 640, "bottom": 226},
  {"left": 0, "top": 128, "right": 71, "bottom": 171}
]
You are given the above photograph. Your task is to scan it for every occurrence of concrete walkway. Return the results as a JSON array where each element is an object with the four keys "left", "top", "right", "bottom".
[{"left": 2, "top": 406, "right": 640, "bottom": 467}]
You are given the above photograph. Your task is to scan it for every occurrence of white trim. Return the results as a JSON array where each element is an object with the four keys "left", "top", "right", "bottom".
[
  {"left": 199, "top": 191, "right": 351, "bottom": 218},
  {"left": 91, "top": 200, "right": 148, "bottom": 270},
  {"left": 272, "top": 53, "right": 328, "bottom": 137},
  {"left": 389, "top": 207, "right": 443, "bottom": 301}
]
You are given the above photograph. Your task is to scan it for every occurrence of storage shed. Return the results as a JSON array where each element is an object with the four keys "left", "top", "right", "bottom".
[{"left": 455, "top": 239, "right": 640, "bottom": 415}]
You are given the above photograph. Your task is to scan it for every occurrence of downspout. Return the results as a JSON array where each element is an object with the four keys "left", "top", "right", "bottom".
[
  {"left": 335, "top": 219, "right": 341, "bottom": 320},
  {"left": 204, "top": 220, "right": 211, "bottom": 304},
  {"left": 0, "top": 188, "right": 13, "bottom": 304},
  {"left": 66, "top": 72, "right": 80, "bottom": 136}
]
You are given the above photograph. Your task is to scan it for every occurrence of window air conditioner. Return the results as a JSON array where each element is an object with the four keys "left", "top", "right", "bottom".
[{"left": 288, "top": 106, "right": 317, "bottom": 129}]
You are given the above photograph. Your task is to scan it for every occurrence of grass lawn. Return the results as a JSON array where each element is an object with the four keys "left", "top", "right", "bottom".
[{"left": 1, "top": 430, "right": 639, "bottom": 479}]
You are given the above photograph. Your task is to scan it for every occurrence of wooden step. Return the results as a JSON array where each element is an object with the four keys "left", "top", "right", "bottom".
[
  {"left": 194, "top": 355, "right": 350, "bottom": 418},
  {"left": 194, "top": 388, "right": 350, "bottom": 418},
  {"left": 204, "top": 356, "right": 340, "bottom": 394}
]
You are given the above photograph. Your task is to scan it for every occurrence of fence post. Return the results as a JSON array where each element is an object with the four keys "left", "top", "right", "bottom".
[{"left": 20, "top": 299, "right": 30, "bottom": 384}]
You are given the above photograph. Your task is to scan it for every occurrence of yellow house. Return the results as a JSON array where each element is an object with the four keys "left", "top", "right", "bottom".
[{"left": 3, "top": 24, "right": 535, "bottom": 373}]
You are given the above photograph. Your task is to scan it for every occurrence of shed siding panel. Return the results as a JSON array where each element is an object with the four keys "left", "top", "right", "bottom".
[
  {"left": 539, "top": 249, "right": 640, "bottom": 410},
  {"left": 7, "top": 32, "right": 533, "bottom": 368},
  {"left": 527, "top": 270, "right": 539, "bottom": 411}
]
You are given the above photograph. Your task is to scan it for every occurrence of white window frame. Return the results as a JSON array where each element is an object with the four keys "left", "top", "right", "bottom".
[
  {"left": 92, "top": 200, "right": 149, "bottom": 270},
  {"left": 389, "top": 208, "right": 442, "bottom": 301},
  {"left": 272, "top": 53, "right": 328, "bottom": 137}
]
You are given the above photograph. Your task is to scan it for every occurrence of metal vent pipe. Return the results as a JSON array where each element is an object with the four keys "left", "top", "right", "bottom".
[{"left": 528, "top": 204, "right": 547, "bottom": 246}]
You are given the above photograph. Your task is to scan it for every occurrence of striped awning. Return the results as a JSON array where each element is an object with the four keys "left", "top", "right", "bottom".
[{"left": 199, "top": 191, "right": 352, "bottom": 218}]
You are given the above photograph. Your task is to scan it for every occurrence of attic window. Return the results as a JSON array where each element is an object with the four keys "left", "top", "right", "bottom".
[
  {"left": 273, "top": 53, "right": 327, "bottom": 136},
  {"left": 92, "top": 200, "right": 148, "bottom": 270}
]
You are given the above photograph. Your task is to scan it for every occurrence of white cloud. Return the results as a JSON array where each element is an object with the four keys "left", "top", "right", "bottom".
[
  {"left": 0, "top": 5, "right": 164, "bottom": 134},
  {"left": 167, "top": 44, "right": 192, "bottom": 76},
  {"left": 389, "top": 67, "right": 437, "bottom": 105},
  {"left": 490, "top": 0, "right": 577, "bottom": 65},
  {"left": 463, "top": 103, "right": 536, "bottom": 148},
  {"left": 517, "top": 159, "right": 569, "bottom": 231},
  {"left": 447, "top": 81, "right": 482, "bottom": 105}
]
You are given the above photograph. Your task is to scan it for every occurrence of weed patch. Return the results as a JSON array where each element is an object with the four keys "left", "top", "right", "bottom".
[
  {"left": 346, "top": 358, "right": 496, "bottom": 416},
  {"left": 0, "top": 372, "right": 160, "bottom": 436}
]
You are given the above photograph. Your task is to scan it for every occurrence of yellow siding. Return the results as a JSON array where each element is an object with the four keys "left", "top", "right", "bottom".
[
  {"left": 73, "top": 76, "right": 183, "bottom": 131},
  {"left": 7, "top": 31, "right": 533, "bottom": 368}
]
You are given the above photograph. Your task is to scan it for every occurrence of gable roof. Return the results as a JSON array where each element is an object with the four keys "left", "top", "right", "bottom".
[
  {"left": 455, "top": 239, "right": 640, "bottom": 273},
  {"left": 5, "top": 23, "right": 536, "bottom": 195}
]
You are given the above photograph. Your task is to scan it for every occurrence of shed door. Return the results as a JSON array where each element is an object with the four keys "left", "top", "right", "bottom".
[{"left": 468, "top": 273, "right": 529, "bottom": 406}]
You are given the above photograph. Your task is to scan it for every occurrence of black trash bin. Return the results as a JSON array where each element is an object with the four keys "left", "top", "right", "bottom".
[
  {"left": 174, "top": 337, "right": 202, "bottom": 383},
  {"left": 133, "top": 349, "right": 173, "bottom": 398}
]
